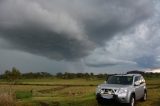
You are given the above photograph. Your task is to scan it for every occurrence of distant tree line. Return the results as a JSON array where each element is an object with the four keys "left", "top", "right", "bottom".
[
  {"left": 0, "top": 67, "right": 160, "bottom": 80},
  {"left": 0, "top": 68, "right": 53, "bottom": 79},
  {"left": 2, "top": 67, "right": 21, "bottom": 84},
  {"left": 21, "top": 72, "right": 53, "bottom": 79},
  {"left": 56, "top": 72, "right": 107, "bottom": 79},
  {"left": 143, "top": 72, "right": 160, "bottom": 78},
  {"left": 0, "top": 67, "right": 107, "bottom": 80},
  {"left": 126, "top": 70, "right": 160, "bottom": 78}
]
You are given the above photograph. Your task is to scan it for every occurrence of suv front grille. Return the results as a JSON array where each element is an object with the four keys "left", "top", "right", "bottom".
[{"left": 101, "top": 89, "right": 116, "bottom": 94}]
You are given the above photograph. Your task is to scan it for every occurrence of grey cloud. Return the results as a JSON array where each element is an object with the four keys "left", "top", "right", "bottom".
[
  {"left": 84, "top": 0, "right": 160, "bottom": 68},
  {"left": 0, "top": 49, "right": 72, "bottom": 73},
  {"left": 0, "top": 0, "right": 153, "bottom": 60},
  {"left": 84, "top": 48, "right": 137, "bottom": 67},
  {"left": 135, "top": 55, "right": 157, "bottom": 68},
  {"left": 82, "top": 0, "right": 153, "bottom": 44},
  {"left": 88, "top": 6, "right": 160, "bottom": 68},
  {"left": 85, "top": 58, "right": 137, "bottom": 67}
]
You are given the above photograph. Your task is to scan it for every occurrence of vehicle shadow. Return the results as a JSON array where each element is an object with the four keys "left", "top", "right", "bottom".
[
  {"left": 98, "top": 104, "right": 126, "bottom": 106},
  {"left": 97, "top": 101, "right": 126, "bottom": 106}
]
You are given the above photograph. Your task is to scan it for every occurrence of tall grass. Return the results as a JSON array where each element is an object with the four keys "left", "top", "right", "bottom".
[
  {"left": 0, "top": 78, "right": 160, "bottom": 106},
  {"left": 0, "top": 93, "right": 15, "bottom": 106}
]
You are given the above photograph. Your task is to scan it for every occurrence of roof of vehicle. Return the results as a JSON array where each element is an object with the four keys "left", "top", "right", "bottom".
[{"left": 114, "top": 74, "right": 142, "bottom": 77}]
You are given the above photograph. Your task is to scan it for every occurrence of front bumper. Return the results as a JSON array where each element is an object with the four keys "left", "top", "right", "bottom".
[{"left": 96, "top": 93, "right": 129, "bottom": 103}]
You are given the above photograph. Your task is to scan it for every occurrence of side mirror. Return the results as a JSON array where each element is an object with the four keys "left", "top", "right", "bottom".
[{"left": 134, "top": 81, "right": 140, "bottom": 86}]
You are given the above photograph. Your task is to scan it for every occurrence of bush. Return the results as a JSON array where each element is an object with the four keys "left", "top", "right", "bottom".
[{"left": 16, "top": 91, "right": 32, "bottom": 99}]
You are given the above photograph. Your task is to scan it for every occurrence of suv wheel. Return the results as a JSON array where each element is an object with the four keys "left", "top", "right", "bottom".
[
  {"left": 97, "top": 98, "right": 103, "bottom": 104},
  {"left": 141, "top": 91, "right": 147, "bottom": 101},
  {"left": 128, "top": 95, "right": 135, "bottom": 106}
]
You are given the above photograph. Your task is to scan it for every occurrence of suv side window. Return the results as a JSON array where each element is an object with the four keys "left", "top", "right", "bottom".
[
  {"left": 135, "top": 76, "right": 140, "bottom": 82},
  {"left": 140, "top": 76, "right": 145, "bottom": 84},
  {"left": 135, "top": 76, "right": 145, "bottom": 85},
  {"left": 135, "top": 76, "right": 141, "bottom": 84}
]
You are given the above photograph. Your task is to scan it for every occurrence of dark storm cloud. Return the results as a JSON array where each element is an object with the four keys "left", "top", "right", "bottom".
[
  {"left": 0, "top": 0, "right": 153, "bottom": 60},
  {"left": 0, "top": 27, "right": 93, "bottom": 60}
]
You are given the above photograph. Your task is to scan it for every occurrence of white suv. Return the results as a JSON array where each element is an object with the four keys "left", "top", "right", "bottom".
[{"left": 96, "top": 74, "right": 147, "bottom": 106}]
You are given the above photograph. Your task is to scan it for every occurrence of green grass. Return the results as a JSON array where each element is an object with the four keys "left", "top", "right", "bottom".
[
  {"left": 0, "top": 78, "right": 160, "bottom": 106},
  {"left": 17, "top": 78, "right": 103, "bottom": 86},
  {"left": 16, "top": 91, "right": 32, "bottom": 99}
]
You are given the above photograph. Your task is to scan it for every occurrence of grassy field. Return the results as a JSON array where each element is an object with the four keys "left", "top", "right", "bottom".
[{"left": 0, "top": 78, "right": 160, "bottom": 106}]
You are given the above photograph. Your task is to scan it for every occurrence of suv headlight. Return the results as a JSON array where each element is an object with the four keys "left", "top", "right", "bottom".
[
  {"left": 118, "top": 88, "right": 128, "bottom": 94},
  {"left": 100, "top": 89, "right": 105, "bottom": 94},
  {"left": 96, "top": 86, "right": 101, "bottom": 93}
]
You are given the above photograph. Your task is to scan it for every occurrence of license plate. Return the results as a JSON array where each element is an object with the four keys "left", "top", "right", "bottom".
[{"left": 103, "top": 94, "right": 113, "bottom": 99}]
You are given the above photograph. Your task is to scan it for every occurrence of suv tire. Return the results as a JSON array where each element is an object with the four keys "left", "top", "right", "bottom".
[
  {"left": 128, "top": 95, "right": 135, "bottom": 106},
  {"left": 141, "top": 91, "right": 147, "bottom": 101},
  {"left": 97, "top": 98, "right": 103, "bottom": 105}
]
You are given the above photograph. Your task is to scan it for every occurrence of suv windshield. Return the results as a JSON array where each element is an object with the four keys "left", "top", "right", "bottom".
[{"left": 107, "top": 76, "right": 133, "bottom": 85}]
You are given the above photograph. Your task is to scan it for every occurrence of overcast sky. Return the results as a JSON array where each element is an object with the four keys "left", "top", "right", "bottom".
[{"left": 0, "top": 0, "right": 160, "bottom": 74}]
